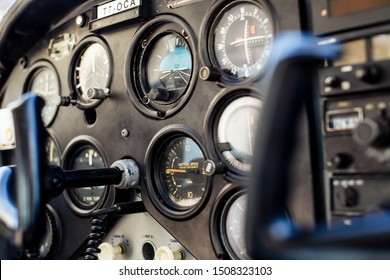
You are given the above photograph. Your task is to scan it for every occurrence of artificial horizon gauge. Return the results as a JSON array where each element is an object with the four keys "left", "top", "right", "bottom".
[
  {"left": 144, "top": 33, "right": 193, "bottom": 104},
  {"left": 67, "top": 146, "right": 107, "bottom": 209},
  {"left": 216, "top": 96, "right": 262, "bottom": 173},
  {"left": 26, "top": 63, "right": 60, "bottom": 126},
  {"left": 210, "top": 1, "right": 274, "bottom": 82},
  {"left": 158, "top": 137, "right": 207, "bottom": 208},
  {"left": 73, "top": 40, "right": 111, "bottom": 107},
  {"left": 128, "top": 16, "right": 197, "bottom": 119}
]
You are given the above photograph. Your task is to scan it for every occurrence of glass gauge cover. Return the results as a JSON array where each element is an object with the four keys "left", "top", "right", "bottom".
[
  {"left": 68, "top": 146, "right": 106, "bottom": 208},
  {"left": 74, "top": 42, "right": 111, "bottom": 106},
  {"left": 217, "top": 96, "right": 262, "bottom": 173},
  {"left": 222, "top": 193, "right": 249, "bottom": 260},
  {"left": 142, "top": 33, "right": 193, "bottom": 105},
  {"left": 211, "top": 1, "right": 273, "bottom": 81},
  {"left": 45, "top": 136, "right": 60, "bottom": 166},
  {"left": 27, "top": 66, "right": 60, "bottom": 126},
  {"left": 157, "top": 137, "right": 207, "bottom": 208}
]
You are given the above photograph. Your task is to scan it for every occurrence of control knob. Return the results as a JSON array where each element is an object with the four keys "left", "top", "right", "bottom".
[{"left": 352, "top": 118, "right": 390, "bottom": 147}]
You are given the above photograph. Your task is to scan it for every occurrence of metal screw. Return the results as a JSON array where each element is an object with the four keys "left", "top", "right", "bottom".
[
  {"left": 321, "top": 9, "right": 328, "bottom": 17},
  {"left": 19, "top": 57, "right": 28, "bottom": 69},
  {"left": 75, "top": 14, "right": 87, "bottom": 27},
  {"left": 141, "top": 39, "right": 148, "bottom": 48},
  {"left": 181, "top": 30, "right": 188, "bottom": 38},
  {"left": 121, "top": 129, "right": 129, "bottom": 138}
]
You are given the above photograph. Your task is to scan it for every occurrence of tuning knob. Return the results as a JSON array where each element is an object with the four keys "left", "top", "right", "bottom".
[
  {"left": 98, "top": 242, "right": 124, "bottom": 260},
  {"left": 354, "top": 65, "right": 382, "bottom": 84},
  {"left": 352, "top": 118, "right": 390, "bottom": 147},
  {"left": 155, "top": 246, "right": 184, "bottom": 260}
]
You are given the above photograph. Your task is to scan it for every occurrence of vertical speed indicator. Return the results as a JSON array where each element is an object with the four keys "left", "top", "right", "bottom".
[{"left": 210, "top": 1, "right": 274, "bottom": 82}]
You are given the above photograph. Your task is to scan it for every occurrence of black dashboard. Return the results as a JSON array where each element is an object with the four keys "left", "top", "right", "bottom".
[{"left": 2, "top": 0, "right": 390, "bottom": 260}]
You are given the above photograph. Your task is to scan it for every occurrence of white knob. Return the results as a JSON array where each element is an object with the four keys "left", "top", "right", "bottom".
[
  {"left": 97, "top": 242, "right": 123, "bottom": 260},
  {"left": 155, "top": 246, "right": 183, "bottom": 260}
]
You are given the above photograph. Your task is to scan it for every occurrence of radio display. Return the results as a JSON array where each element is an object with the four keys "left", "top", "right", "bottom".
[
  {"left": 329, "top": 0, "right": 390, "bottom": 17},
  {"left": 326, "top": 108, "right": 363, "bottom": 132}
]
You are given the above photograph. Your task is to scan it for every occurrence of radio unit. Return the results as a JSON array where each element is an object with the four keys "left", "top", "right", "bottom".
[{"left": 311, "top": 0, "right": 390, "bottom": 225}]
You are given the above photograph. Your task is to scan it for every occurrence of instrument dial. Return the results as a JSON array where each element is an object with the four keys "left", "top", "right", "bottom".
[
  {"left": 222, "top": 192, "right": 249, "bottom": 260},
  {"left": 68, "top": 146, "right": 106, "bottom": 209},
  {"left": 217, "top": 96, "right": 262, "bottom": 173},
  {"left": 158, "top": 137, "right": 207, "bottom": 208},
  {"left": 211, "top": 1, "right": 273, "bottom": 81},
  {"left": 144, "top": 33, "right": 193, "bottom": 104},
  {"left": 74, "top": 42, "right": 111, "bottom": 107},
  {"left": 45, "top": 136, "right": 60, "bottom": 166},
  {"left": 27, "top": 65, "right": 60, "bottom": 126}
]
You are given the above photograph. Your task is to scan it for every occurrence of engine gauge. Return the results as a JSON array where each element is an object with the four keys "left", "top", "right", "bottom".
[
  {"left": 209, "top": 1, "right": 274, "bottom": 82},
  {"left": 72, "top": 38, "right": 112, "bottom": 108},
  {"left": 26, "top": 62, "right": 60, "bottom": 126},
  {"left": 145, "top": 126, "right": 210, "bottom": 219},
  {"left": 68, "top": 146, "right": 106, "bottom": 208},
  {"left": 216, "top": 95, "right": 262, "bottom": 174},
  {"left": 63, "top": 143, "right": 108, "bottom": 214}
]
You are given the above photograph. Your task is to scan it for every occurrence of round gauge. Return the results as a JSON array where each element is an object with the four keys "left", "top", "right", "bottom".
[
  {"left": 145, "top": 126, "right": 210, "bottom": 219},
  {"left": 67, "top": 146, "right": 107, "bottom": 209},
  {"left": 26, "top": 63, "right": 60, "bottom": 126},
  {"left": 216, "top": 95, "right": 262, "bottom": 174},
  {"left": 143, "top": 33, "right": 192, "bottom": 104},
  {"left": 210, "top": 1, "right": 274, "bottom": 82},
  {"left": 45, "top": 136, "right": 61, "bottom": 166},
  {"left": 221, "top": 192, "right": 249, "bottom": 260},
  {"left": 127, "top": 16, "right": 197, "bottom": 119},
  {"left": 73, "top": 40, "right": 111, "bottom": 107},
  {"left": 157, "top": 137, "right": 206, "bottom": 208}
]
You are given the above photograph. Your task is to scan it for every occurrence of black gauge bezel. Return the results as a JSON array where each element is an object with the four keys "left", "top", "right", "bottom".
[
  {"left": 199, "top": 0, "right": 277, "bottom": 85},
  {"left": 45, "top": 128, "right": 62, "bottom": 166},
  {"left": 70, "top": 36, "right": 113, "bottom": 109},
  {"left": 62, "top": 136, "right": 111, "bottom": 216},
  {"left": 210, "top": 184, "right": 248, "bottom": 260},
  {"left": 126, "top": 15, "right": 198, "bottom": 119},
  {"left": 204, "top": 87, "right": 263, "bottom": 179},
  {"left": 24, "top": 60, "right": 61, "bottom": 127},
  {"left": 145, "top": 125, "right": 211, "bottom": 220}
]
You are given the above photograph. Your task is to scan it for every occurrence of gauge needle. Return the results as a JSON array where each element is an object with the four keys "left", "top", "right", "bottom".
[
  {"left": 166, "top": 168, "right": 187, "bottom": 174},
  {"left": 88, "top": 149, "right": 94, "bottom": 166},
  {"left": 244, "top": 19, "right": 251, "bottom": 65}
]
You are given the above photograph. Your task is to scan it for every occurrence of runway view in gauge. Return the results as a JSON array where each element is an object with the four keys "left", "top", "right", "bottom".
[
  {"left": 68, "top": 146, "right": 106, "bottom": 208},
  {"left": 217, "top": 96, "right": 262, "bottom": 173},
  {"left": 28, "top": 67, "right": 60, "bottom": 126},
  {"left": 144, "top": 33, "right": 192, "bottom": 103},
  {"left": 74, "top": 43, "right": 110, "bottom": 106},
  {"left": 212, "top": 2, "right": 273, "bottom": 81},
  {"left": 158, "top": 137, "right": 207, "bottom": 209}
]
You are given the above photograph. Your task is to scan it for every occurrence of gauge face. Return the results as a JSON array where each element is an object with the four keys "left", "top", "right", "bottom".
[
  {"left": 217, "top": 96, "right": 262, "bottom": 173},
  {"left": 74, "top": 42, "right": 111, "bottom": 105},
  {"left": 222, "top": 193, "right": 249, "bottom": 259},
  {"left": 157, "top": 137, "right": 207, "bottom": 209},
  {"left": 143, "top": 33, "right": 193, "bottom": 104},
  {"left": 212, "top": 2, "right": 273, "bottom": 81},
  {"left": 28, "top": 67, "right": 60, "bottom": 126},
  {"left": 68, "top": 146, "right": 106, "bottom": 208},
  {"left": 45, "top": 136, "right": 60, "bottom": 165}
]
